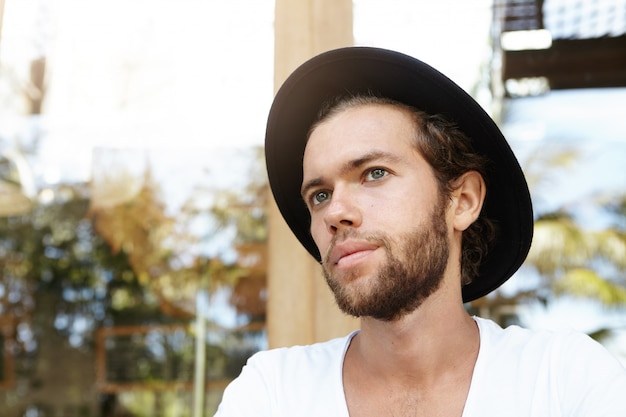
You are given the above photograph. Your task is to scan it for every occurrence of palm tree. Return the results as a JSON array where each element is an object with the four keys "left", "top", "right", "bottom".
[{"left": 528, "top": 208, "right": 626, "bottom": 305}]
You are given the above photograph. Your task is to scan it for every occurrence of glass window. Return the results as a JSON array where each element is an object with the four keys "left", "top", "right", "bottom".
[{"left": 0, "top": 1, "right": 273, "bottom": 415}]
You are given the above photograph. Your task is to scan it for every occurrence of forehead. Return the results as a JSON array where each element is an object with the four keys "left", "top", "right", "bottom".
[{"left": 304, "top": 103, "right": 418, "bottom": 160}]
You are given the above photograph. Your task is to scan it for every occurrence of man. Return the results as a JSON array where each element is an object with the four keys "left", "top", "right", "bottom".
[{"left": 215, "top": 47, "right": 626, "bottom": 416}]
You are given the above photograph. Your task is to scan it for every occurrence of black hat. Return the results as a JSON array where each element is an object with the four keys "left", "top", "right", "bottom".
[{"left": 265, "top": 47, "right": 533, "bottom": 302}]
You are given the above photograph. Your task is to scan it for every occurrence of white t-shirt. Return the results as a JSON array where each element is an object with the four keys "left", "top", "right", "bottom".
[{"left": 215, "top": 317, "right": 626, "bottom": 416}]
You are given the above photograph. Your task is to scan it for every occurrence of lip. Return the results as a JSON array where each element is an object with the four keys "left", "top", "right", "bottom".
[{"left": 329, "top": 240, "right": 379, "bottom": 268}]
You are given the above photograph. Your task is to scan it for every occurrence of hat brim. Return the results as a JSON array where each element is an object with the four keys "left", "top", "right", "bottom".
[{"left": 265, "top": 47, "right": 533, "bottom": 302}]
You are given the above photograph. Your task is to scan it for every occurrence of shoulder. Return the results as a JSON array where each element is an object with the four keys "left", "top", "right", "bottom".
[
  {"left": 470, "top": 317, "right": 626, "bottom": 416},
  {"left": 246, "top": 331, "right": 355, "bottom": 370},
  {"left": 474, "top": 316, "right": 621, "bottom": 361},
  {"left": 214, "top": 333, "right": 355, "bottom": 416}
]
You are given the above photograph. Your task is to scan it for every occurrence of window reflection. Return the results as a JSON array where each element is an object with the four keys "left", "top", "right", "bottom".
[{"left": 0, "top": 147, "right": 267, "bottom": 416}]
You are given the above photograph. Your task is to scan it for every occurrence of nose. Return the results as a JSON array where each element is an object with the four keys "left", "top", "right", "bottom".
[{"left": 323, "top": 188, "right": 362, "bottom": 234}]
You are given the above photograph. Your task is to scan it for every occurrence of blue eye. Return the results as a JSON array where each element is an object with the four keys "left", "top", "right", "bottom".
[
  {"left": 366, "top": 168, "right": 387, "bottom": 181},
  {"left": 312, "top": 190, "right": 330, "bottom": 205}
]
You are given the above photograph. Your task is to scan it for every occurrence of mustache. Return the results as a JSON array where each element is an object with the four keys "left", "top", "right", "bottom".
[{"left": 322, "top": 229, "right": 390, "bottom": 265}]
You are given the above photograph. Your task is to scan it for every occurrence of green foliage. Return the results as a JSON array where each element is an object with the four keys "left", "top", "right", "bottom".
[
  {"left": 0, "top": 184, "right": 162, "bottom": 334},
  {"left": 557, "top": 268, "right": 626, "bottom": 306},
  {"left": 526, "top": 195, "right": 626, "bottom": 306}
]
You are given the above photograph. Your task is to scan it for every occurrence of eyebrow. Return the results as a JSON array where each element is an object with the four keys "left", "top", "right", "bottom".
[{"left": 300, "top": 150, "right": 404, "bottom": 198}]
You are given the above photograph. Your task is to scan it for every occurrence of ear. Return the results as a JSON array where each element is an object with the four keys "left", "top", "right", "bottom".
[{"left": 451, "top": 171, "right": 486, "bottom": 232}]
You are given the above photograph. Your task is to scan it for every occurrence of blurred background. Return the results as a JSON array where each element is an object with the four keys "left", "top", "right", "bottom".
[{"left": 0, "top": 0, "right": 624, "bottom": 416}]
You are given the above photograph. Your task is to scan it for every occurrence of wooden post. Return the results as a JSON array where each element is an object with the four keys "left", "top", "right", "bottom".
[{"left": 267, "top": 0, "right": 359, "bottom": 349}]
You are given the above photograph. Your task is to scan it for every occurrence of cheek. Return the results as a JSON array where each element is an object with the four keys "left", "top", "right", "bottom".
[
  {"left": 383, "top": 194, "right": 431, "bottom": 229},
  {"left": 309, "top": 217, "right": 330, "bottom": 252}
]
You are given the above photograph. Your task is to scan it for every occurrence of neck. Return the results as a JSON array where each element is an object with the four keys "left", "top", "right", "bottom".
[{"left": 349, "top": 286, "right": 479, "bottom": 386}]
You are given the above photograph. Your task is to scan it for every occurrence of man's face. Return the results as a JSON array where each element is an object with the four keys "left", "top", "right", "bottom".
[{"left": 301, "top": 104, "right": 452, "bottom": 321}]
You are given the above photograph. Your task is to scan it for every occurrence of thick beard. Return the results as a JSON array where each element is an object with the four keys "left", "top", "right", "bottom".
[{"left": 322, "top": 197, "right": 450, "bottom": 321}]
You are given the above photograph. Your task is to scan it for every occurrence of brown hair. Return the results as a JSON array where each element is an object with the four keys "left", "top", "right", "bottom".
[{"left": 309, "top": 93, "right": 497, "bottom": 285}]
